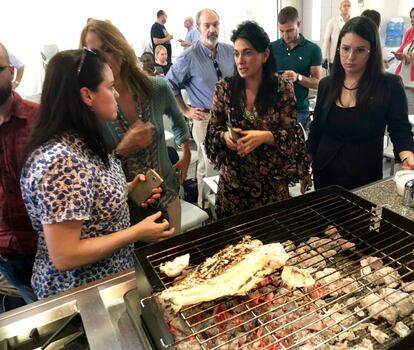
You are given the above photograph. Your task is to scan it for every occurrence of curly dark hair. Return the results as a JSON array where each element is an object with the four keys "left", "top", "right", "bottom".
[{"left": 230, "top": 21, "right": 278, "bottom": 116}]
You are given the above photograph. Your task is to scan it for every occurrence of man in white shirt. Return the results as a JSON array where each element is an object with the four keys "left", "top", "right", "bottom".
[
  {"left": 178, "top": 17, "right": 200, "bottom": 49},
  {"left": 322, "top": 0, "right": 351, "bottom": 70}
]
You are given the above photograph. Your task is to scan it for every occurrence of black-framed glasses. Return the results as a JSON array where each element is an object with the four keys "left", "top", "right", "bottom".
[{"left": 77, "top": 47, "right": 97, "bottom": 76}]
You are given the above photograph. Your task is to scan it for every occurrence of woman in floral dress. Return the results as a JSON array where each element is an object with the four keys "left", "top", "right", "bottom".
[{"left": 204, "top": 21, "right": 311, "bottom": 219}]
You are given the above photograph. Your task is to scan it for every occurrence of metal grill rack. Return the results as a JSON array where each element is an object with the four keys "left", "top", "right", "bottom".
[{"left": 133, "top": 186, "right": 414, "bottom": 350}]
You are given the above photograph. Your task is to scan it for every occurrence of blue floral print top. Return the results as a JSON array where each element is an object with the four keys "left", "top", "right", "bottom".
[{"left": 20, "top": 133, "right": 134, "bottom": 299}]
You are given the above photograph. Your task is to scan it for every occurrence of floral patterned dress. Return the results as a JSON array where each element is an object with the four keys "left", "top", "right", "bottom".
[{"left": 204, "top": 77, "right": 310, "bottom": 219}]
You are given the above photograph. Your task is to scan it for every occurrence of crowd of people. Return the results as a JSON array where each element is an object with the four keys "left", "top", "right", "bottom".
[{"left": 1, "top": 4, "right": 414, "bottom": 311}]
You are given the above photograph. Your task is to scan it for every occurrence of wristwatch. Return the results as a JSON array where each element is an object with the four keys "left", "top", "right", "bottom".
[{"left": 296, "top": 74, "right": 303, "bottom": 82}]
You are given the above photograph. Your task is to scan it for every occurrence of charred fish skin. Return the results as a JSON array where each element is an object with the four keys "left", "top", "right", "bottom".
[
  {"left": 173, "top": 236, "right": 263, "bottom": 288},
  {"left": 159, "top": 237, "right": 289, "bottom": 312}
]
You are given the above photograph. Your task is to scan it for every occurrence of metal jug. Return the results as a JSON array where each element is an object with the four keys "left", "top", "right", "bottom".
[{"left": 402, "top": 179, "right": 414, "bottom": 207}]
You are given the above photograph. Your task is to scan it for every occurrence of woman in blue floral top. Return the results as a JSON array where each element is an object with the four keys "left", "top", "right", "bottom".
[
  {"left": 205, "top": 21, "right": 311, "bottom": 219},
  {"left": 20, "top": 49, "right": 174, "bottom": 299}
]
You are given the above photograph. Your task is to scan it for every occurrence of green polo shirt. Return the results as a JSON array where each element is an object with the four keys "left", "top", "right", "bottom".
[{"left": 270, "top": 34, "right": 322, "bottom": 113}]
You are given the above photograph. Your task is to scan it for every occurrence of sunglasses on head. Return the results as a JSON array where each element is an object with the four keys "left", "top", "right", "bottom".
[{"left": 77, "top": 47, "right": 97, "bottom": 76}]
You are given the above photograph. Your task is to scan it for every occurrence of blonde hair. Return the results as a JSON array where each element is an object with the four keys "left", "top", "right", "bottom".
[
  {"left": 79, "top": 19, "right": 153, "bottom": 98},
  {"left": 154, "top": 45, "right": 167, "bottom": 58}
]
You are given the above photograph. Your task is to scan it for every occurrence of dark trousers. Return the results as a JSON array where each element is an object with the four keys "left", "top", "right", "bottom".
[{"left": 0, "top": 253, "right": 37, "bottom": 306}]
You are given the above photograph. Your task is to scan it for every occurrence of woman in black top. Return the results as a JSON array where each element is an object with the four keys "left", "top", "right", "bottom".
[
  {"left": 307, "top": 16, "right": 414, "bottom": 190},
  {"left": 154, "top": 45, "right": 172, "bottom": 75}
]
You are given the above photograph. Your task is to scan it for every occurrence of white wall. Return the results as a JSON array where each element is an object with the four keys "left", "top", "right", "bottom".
[
  {"left": 1, "top": 0, "right": 411, "bottom": 96},
  {"left": 0, "top": 0, "right": 279, "bottom": 96}
]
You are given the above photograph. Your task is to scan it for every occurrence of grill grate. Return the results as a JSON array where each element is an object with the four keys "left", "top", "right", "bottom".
[{"left": 134, "top": 186, "right": 414, "bottom": 350}]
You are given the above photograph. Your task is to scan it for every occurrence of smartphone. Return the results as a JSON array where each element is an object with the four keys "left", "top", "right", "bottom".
[
  {"left": 129, "top": 169, "right": 164, "bottom": 205},
  {"left": 227, "top": 124, "right": 240, "bottom": 142},
  {"left": 226, "top": 118, "right": 240, "bottom": 141}
]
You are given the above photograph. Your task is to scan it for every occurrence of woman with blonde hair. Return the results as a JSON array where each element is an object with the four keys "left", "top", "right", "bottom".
[
  {"left": 80, "top": 20, "right": 191, "bottom": 234},
  {"left": 154, "top": 45, "right": 172, "bottom": 75}
]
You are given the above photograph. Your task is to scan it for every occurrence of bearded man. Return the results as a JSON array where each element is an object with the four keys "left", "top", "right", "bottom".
[
  {"left": 0, "top": 43, "right": 38, "bottom": 309},
  {"left": 166, "top": 8, "right": 234, "bottom": 207}
]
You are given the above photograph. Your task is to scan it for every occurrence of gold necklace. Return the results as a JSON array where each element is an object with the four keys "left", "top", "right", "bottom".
[{"left": 244, "top": 107, "right": 258, "bottom": 123}]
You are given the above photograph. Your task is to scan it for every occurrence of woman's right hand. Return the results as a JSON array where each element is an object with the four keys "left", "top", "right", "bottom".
[
  {"left": 134, "top": 211, "right": 175, "bottom": 243},
  {"left": 116, "top": 120, "right": 154, "bottom": 156},
  {"left": 223, "top": 131, "right": 238, "bottom": 151}
]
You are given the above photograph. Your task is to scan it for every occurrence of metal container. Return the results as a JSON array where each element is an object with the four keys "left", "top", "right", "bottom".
[
  {"left": 402, "top": 179, "right": 414, "bottom": 207},
  {"left": 132, "top": 186, "right": 414, "bottom": 350}
]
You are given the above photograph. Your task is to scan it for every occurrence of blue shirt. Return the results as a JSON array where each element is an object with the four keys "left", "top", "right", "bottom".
[
  {"left": 166, "top": 40, "right": 234, "bottom": 110},
  {"left": 270, "top": 34, "right": 322, "bottom": 113},
  {"left": 185, "top": 27, "right": 200, "bottom": 45}
]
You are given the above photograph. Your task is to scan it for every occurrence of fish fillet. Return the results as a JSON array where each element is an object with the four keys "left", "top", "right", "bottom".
[
  {"left": 281, "top": 265, "right": 315, "bottom": 289},
  {"left": 160, "top": 253, "right": 190, "bottom": 278},
  {"left": 159, "top": 236, "right": 288, "bottom": 312}
]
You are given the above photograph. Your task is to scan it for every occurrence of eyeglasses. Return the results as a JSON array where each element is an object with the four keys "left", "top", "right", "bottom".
[
  {"left": 339, "top": 45, "right": 370, "bottom": 57},
  {"left": 77, "top": 47, "right": 97, "bottom": 76}
]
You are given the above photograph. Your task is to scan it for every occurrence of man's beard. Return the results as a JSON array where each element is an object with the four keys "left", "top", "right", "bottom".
[
  {"left": 206, "top": 34, "right": 218, "bottom": 47},
  {"left": 0, "top": 81, "right": 12, "bottom": 105}
]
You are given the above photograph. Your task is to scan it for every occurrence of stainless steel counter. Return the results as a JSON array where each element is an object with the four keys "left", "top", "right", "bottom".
[
  {"left": 0, "top": 268, "right": 151, "bottom": 349},
  {"left": 354, "top": 177, "right": 414, "bottom": 221}
]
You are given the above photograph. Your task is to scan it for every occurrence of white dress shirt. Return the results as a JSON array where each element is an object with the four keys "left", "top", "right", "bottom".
[{"left": 322, "top": 15, "right": 348, "bottom": 63}]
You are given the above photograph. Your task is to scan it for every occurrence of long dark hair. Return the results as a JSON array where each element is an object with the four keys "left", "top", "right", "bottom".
[
  {"left": 230, "top": 21, "right": 278, "bottom": 116},
  {"left": 26, "top": 49, "right": 111, "bottom": 165},
  {"left": 326, "top": 16, "right": 385, "bottom": 112}
]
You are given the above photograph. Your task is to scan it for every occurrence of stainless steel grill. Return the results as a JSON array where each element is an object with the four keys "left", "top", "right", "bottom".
[{"left": 133, "top": 186, "right": 414, "bottom": 350}]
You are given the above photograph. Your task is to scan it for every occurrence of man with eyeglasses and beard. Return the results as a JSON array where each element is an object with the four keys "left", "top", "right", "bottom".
[
  {"left": 0, "top": 43, "right": 38, "bottom": 310},
  {"left": 166, "top": 8, "right": 234, "bottom": 208}
]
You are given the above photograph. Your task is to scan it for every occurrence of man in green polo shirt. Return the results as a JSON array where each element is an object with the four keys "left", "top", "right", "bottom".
[{"left": 270, "top": 6, "right": 322, "bottom": 128}]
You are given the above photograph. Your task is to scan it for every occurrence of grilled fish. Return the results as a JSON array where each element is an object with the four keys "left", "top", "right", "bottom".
[{"left": 159, "top": 236, "right": 289, "bottom": 312}]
